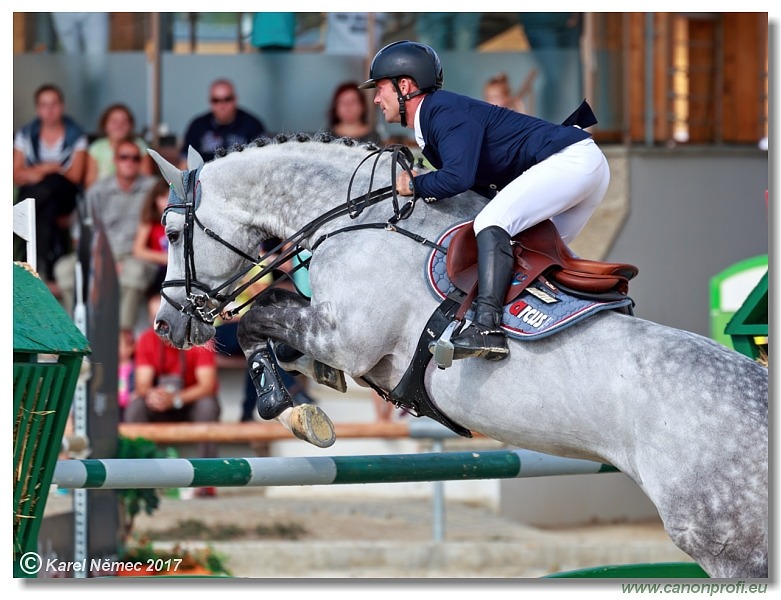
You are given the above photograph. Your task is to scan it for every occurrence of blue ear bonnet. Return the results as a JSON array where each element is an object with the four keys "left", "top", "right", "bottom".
[{"left": 162, "top": 165, "right": 203, "bottom": 225}]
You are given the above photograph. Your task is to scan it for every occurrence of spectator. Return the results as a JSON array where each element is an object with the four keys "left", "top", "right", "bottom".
[
  {"left": 415, "top": 13, "right": 482, "bottom": 51},
  {"left": 13, "top": 84, "right": 88, "bottom": 285},
  {"left": 327, "top": 81, "right": 382, "bottom": 144},
  {"left": 51, "top": 12, "right": 109, "bottom": 54},
  {"left": 54, "top": 138, "right": 159, "bottom": 335},
  {"left": 132, "top": 178, "right": 171, "bottom": 293},
  {"left": 483, "top": 73, "right": 524, "bottom": 113},
  {"left": 517, "top": 13, "right": 583, "bottom": 122},
  {"left": 324, "top": 13, "right": 386, "bottom": 56},
  {"left": 85, "top": 103, "right": 153, "bottom": 188},
  {"left": 125, "top": 293, "right": 221, "bottom": 467},
  {"left": 118, "top": 329, "right": 136, "bottom": 422},
  {"left": 180, "top": 79, "right": 266, "bottom": 166}
]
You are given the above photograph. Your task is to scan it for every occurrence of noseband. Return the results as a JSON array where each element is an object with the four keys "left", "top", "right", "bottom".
[{"left": 160, "top": 143, "right": 432, "bottom": 326}]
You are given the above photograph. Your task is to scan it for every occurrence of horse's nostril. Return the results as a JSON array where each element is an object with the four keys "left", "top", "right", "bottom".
[{"left": 154, "top": 320, "right": 170, "bottom": 336}]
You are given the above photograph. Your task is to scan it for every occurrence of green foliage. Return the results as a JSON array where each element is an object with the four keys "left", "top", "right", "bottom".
[
  {"left": 116, "top": 436, "right": 165, "bottom": 541},
  {"left": 120, "top": 536, "right": 232, "bottom": 576}
]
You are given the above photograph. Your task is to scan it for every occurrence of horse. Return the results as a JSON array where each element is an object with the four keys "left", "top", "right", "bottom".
[{"left": 148, "top": 134, "right": 768, "bottom": 579}]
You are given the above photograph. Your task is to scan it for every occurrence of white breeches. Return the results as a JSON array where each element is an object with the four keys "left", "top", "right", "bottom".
[{"left": 473, "top": 138, "right": 610, "bottom": 244}]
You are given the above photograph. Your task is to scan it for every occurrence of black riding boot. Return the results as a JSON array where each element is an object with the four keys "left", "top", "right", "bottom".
[
  {"left": 452, "top": 226, "right": 514, "bottom": 361},
  {"left": 249, "top": 345, "right": 294, "bottom": 420}
]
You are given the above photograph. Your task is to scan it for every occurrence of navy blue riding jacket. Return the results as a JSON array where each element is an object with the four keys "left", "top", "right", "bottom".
[{"left": 414, "top": 90, "right": 595, "bottom": 201}]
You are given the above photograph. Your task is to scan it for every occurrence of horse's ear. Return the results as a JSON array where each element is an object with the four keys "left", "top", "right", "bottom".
[
  {"left": 148, "top": 148, "right": 187, "bottom": 201},
  {"left": 187, "top": 146, "right": 205, "bottom": 171}
]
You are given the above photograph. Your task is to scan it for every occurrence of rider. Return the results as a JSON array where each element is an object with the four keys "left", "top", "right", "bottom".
[{"left": 360, "top": 40, "right": 610, "bottom": 361}]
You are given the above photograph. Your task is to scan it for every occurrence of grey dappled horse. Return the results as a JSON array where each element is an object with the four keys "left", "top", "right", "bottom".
[{"left": 149, "top": 135, "right": 767, "bottom": 578}]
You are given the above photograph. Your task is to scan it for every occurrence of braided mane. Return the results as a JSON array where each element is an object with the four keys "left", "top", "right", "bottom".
[{"left": 213, "top": 131, "right": 382, "bottom": 161}]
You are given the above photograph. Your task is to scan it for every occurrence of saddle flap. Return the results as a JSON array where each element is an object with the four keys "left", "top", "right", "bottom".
[{"left": 445, "top": 224, "right": 478, "bottom": 292}]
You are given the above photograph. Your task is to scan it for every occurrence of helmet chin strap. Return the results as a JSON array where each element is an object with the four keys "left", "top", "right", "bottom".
[{"left": 391, "top": 78, "right": 424, "bottom": 128}]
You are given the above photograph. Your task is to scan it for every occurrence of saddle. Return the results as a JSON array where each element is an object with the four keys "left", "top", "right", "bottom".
[{"left": 446, "top": 220, "right": 638, "bottom": 305}]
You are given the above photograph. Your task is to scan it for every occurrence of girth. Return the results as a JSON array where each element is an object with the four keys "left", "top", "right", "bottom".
[{"left": 364, "top": 293, "right": 472, "bottom": 438}]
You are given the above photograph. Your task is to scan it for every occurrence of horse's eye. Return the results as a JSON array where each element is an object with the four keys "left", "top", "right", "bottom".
[{"left": 167, "top": 230, "right": 180, "bottom": 244}]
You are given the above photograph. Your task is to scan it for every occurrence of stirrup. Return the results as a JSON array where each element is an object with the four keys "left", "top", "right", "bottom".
[
  {"left": 452, "top": 323, "right": 509, "bottom": 361},
  {"left": 249, "top": 348, "right": 294, "bottom": 420}
]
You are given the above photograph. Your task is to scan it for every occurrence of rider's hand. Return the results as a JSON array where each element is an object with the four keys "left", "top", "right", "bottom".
[{"left": 396, "top": 170, "right": 417, "bottom": 197}]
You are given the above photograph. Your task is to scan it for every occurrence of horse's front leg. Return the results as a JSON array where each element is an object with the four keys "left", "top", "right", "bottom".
[{"left": 236, "top": 289, "right": 345, "bottom": 448}]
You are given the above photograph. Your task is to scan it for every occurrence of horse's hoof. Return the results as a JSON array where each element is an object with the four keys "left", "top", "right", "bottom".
[{"left": 290, "top": 404, "right": 336, "bottom": 448}]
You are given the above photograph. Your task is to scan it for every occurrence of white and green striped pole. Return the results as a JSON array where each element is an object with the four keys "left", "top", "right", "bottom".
[{"left": 53, "top": 450, "right": 617, "bottom": 489}]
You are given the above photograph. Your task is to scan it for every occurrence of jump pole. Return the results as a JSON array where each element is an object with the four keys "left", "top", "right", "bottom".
[{"left": 53, "top": 449, "right": 617, "bottom": 490}]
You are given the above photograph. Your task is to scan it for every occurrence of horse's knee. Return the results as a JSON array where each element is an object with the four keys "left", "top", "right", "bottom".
[
  {"left": 236, "top": 317, "right": 261, "bottom": 353},
  {"left": 275, "top": 342, "right": 304, "bottom": 363}
]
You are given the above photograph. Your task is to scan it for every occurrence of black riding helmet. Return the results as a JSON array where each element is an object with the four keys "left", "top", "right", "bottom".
[{"left": 359, "top": 40, "right": 443, "bottom": 127}]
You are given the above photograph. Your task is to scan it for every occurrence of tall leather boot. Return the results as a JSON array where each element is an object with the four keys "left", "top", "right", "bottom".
[
  {"left": 452, "top": 226, "right": 514, "bottom": 361},
  {"left": 249, "top": 344, "right": 294, "bottom": 420}
]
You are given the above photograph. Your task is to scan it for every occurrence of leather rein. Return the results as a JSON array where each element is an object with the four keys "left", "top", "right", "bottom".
[{"left": 160, "top": 143, "right": 445, "bottom": 325}]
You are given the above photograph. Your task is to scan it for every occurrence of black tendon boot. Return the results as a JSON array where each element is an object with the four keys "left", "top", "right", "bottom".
[
  {"left": 452, "top": 226, "right": 514, "bottom": 361},
  {"left": 249, "top": 346, "right": 294, "bottom": 420}
]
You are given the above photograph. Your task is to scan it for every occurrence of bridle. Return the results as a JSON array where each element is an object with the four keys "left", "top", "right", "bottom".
[{"left": 160, "top": 142, "right": 443, "bottom": 326}]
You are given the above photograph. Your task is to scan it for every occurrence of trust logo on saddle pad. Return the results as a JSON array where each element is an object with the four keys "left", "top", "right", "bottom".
[{"left": 426, "top": 222, "right": 634, "bottom": 341}]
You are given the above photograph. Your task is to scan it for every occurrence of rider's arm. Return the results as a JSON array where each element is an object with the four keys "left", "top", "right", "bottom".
[{"left": 412, "top": 107, "right": 485, "bottom": 201}]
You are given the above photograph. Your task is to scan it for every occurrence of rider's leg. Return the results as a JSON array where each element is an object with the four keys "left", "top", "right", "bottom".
[
  {"left": 451, "top": 225, "right": 513, "bottom": 361},
  {"left": 451, "top": 139, "right": 609, "bottom": 361},
  {"left": 477, "top": 138, "right": 610, "bottom": 241}
]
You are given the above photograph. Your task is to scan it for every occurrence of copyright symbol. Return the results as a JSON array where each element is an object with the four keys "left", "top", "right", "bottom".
[{"left": 19, "top": 551, "right": 42, "bottom": 575}]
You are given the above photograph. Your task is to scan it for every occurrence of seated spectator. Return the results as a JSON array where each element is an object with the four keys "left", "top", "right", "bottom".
[
  {"left": 54, "top": 137, "right": 159, "bottom": 335},
  {"left": 132, "top": 178, "right": 171, "bottom": 293},
  {"left": 415, "top": 13, "right": 482, "bottom": 51},
  {"left": 118, "top": 329, "right": 136, "bottom": 422},
  {"left": 326, "top": 81, "right": 382, "bottom": 145},
  {"left": 483, "top": 73, "right": 525, "bottom": 113},
  {"left": 125, "top": 293, "right": 221, "bottom": 464},
  {"left": 13, "top": 84, "right": 87, "bottom": 285},
  {"left": 180, "top": 79, "right": 266, "bottom": 166},
  {"left": 85, "top": 103, "right": 153, "bottom": 188}
]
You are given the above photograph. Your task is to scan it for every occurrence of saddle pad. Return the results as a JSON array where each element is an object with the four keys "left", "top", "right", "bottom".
[{"left": 426, "top": 222, "right": 634, "bottom": 341}]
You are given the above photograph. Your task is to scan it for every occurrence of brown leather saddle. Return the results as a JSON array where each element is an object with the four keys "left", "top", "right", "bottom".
[{"left": 446, "top": 220, "right": 638, "bottom": 310}]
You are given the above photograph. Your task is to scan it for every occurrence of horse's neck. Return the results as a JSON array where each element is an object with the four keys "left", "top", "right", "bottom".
[
  {"left": 206, "top": 143, "right": 482, "bottom": 249},
  {"left": 236, "top": 147, "right": 394, "bottom": 244}
]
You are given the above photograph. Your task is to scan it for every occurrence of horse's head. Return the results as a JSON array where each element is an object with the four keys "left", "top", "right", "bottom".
[{"left": 148, "top": 147, "right": 258, "bottom": 349}]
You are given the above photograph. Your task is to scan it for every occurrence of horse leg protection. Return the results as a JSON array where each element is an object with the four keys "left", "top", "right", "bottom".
[
  {"left": 249, "top": 346, "right": 295, "bottom": 420},
  {"left": 452, "top": 226, "right": 513, "bottom": 361}
]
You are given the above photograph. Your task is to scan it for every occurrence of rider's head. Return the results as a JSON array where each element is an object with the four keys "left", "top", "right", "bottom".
[{"left": 359, "top": 40, "right": 443, "bottom": 128}]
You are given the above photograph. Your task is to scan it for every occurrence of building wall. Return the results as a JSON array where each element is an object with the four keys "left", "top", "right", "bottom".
[{"left": 608, "top": 148, "right": 768, "bottom": 337}]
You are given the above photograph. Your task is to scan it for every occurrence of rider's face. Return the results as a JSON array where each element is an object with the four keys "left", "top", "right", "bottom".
[{"left": 373, "top": 79, "right": 401, "bottom": 124}]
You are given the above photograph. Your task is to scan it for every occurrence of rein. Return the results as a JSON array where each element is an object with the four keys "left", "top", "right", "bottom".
[{"left": 161, "top": 144, "right": 446, "bottom": 325}]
